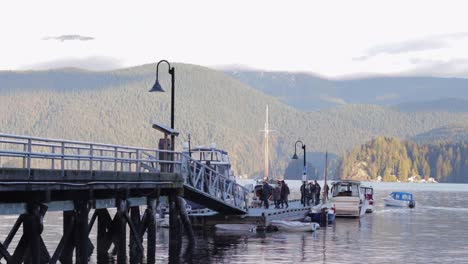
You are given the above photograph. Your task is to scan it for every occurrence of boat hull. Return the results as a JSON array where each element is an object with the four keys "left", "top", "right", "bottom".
[
  {"left": 215, "top": 224, "right": 257, "bottom": 232},
  {"left": 383, "top": 198, "right": 412, "bottom": 207},
  {"left": 270, "top": 220, "right": 319, "bottom": 232}
]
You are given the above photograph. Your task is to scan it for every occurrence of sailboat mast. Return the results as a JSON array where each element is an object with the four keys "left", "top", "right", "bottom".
[{"left": 264, "top": 105, "right": 269, "bottom": 179}]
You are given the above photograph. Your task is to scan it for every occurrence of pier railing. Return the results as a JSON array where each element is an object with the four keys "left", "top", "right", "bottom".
[
  {"left": 0, "top": 133, "right": 248, "bottom": 213},
  {"left": 0, "top": 133, "right": 181, "bottom": 176}
]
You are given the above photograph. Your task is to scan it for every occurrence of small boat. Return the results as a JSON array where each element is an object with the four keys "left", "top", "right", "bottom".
[
  {"left": 215, "top": 224, "right": 257, "bottom": 232},
  {"left": 383, "top": 192, "right": 416, "bottom": 208},
  {"left": 270, "top": 220, "right": 320, "bottom": 232},
  {"left": 360, "top": 186, "right": 375, "bottom": 213}
]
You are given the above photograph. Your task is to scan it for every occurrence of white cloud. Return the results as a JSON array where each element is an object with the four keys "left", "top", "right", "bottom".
[{"left": 22, "top": 56, "right": 122, "bottom": 71}]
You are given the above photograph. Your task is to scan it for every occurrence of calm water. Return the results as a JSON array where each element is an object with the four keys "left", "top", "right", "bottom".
[{"left": 2, "top": 182, "right": 468, "bottom": 263}]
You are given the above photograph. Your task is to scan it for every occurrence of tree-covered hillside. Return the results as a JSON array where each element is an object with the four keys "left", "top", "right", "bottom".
[
  {"left": 1, "top": 64, "right": 468, "bottom": 180},
  {"left": 339, "top": 137, "right": 468, "bottom": 183}
]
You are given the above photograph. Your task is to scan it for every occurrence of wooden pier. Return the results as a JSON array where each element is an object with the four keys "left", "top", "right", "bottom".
[{"left": 0, "top": 133, "right": 251, "bottom": 263}]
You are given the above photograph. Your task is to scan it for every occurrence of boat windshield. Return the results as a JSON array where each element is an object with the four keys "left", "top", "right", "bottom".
[
  {"left": 332, "top": 182, "right": 360, "bottom": 197},
  {"left": 391, "top": 192, "right": 413, "bottom": 201}
]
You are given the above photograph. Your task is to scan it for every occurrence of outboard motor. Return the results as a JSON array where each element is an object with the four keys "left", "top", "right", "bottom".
[{"left": 408, "top": 200, "right": 416, "bottom": 209}]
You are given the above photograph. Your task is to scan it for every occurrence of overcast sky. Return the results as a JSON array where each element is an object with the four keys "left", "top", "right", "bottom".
[{"left": 2, "top": 0, "right": 468, "bottom": 78}]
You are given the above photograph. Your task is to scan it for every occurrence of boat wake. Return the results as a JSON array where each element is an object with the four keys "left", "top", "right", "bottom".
[{"left": 419, "top": 205, "right": 468, "bottom": 212}]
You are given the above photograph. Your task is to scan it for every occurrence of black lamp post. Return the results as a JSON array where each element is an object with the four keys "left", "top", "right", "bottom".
[
  {"left": 292, "top": 140, "right": 307, "bottom": 181},
  {"left": 149, "top": 60, "right": 175, "bottom": 150}
]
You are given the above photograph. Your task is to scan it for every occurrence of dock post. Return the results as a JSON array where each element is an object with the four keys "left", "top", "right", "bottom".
[
  {"left": 75, "top": 201, "right": 89, "bottom": 264},
  {"left": 116, "top": 199, "right": 127, "bottom": 264},
  {"left": 60, "top": 210, "right": 75, "bottom": 264},
  {"left": 129, "top": 206, "right": 143, "bottom": 264},
  {"left": 320, "top": 207, "right": 328, "bottom": 228},
  {"left": 23, "top": 203, "right": 40, "bottom": 264},
  {"left": 96, "top": 209, "right": 111, "bottom": 263},
  {"left": 176, "top": 196, "right": 195, "bottom": 242},
  {"left": 146, "top": 198, "right": 157, "bottom": 264},
  {"left": 168, "top": 192, "right": 182, "bottom": 263}
]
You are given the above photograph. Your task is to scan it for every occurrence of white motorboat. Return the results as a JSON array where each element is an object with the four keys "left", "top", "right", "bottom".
[
  {"left": 270, "top": 220, "right": 320, "bottom": 232},
  {"left": 215, "top": 224, "right": 257, "bottom": 232},
  {"left": 383, "top": 192, "right": 416, "bottom": 208},
  {"left": 330, "top": 180, "right": 365, "bottom": 217}
]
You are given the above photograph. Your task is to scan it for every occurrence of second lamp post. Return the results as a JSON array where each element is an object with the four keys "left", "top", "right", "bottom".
[{"left": 292, "top": 140, "right": 307, "bottom": 181}]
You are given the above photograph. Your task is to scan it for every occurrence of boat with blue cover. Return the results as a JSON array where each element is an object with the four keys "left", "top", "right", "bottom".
[{"left": 383, "top": 192, "right": 416, "bottom": 208}]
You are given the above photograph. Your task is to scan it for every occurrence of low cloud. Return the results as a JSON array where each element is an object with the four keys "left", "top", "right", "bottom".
[
  {"left": 320, "top": 94, "right": 347, "bottom": 105},
  {"left": 404, "top": 58, "right": 468, "bottom": 78},
  {"left": 22, "top": 56, "right": 122, "bottom": 71},
  {"left": 43, "top": 35, "right": 94, "bottom": 42},
  {"left": 353, "top": 32, "right": 468, "bottom": 61}
]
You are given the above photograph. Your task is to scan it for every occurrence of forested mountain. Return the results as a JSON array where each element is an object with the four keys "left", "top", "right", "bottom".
[
  {"left": 1, "top": 64, "right": 468, "bottom": 180},
  {"left": 225, "top": 70, "right": 468, "bottom": 111},
  {"left": 339, "top": 137, "right": 468, "bottom": 183}
]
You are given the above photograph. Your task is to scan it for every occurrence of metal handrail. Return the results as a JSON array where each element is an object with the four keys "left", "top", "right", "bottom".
[
  {"left": 0, "top": 133, "right": 177, "bottom": 154},
  {"left": 0, "top": 133, "right": 249, "bottom": 213},
  {"left": 0, "top": 133, "right": 181, "bottom": 174},
  {"left": 182, "top": 154, "right": 249, "bottom": 212}
]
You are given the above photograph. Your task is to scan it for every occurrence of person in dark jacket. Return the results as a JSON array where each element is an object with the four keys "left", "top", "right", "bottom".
[
  {"left": 314, "top": 180, "right": 321, "bottom": 205},
  {"left": 273, "top": 181, "right": 281, "bottom": 209},
  {"left": 262, "top": 181, "right": 273, "bottom": 209},
  {"left": 280, "top": 180, "right": 290, "bottom": 209},
  {"left": 300, "top": 181, "right": 307, "bottom": 206},
  {"left": 309, "top": 181, "right": 316, "bottom": 206}
]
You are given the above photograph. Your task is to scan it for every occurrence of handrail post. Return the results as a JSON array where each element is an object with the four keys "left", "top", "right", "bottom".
[
  {"left": 100, "top": 149, "right": 103, "bottom": 171},
  {"left": 77, "top": 148, "right": 80, "bottom": 170},
  {"left": 114, "top": 147, "right": 118, "bottom": 172},
  {"left": 136, "top": 149, "right": 141, "bottom": 173},
  {"left": 27, "top": 139, "right": 32, "bottom": 177},
  {"left": 90, "top": 144, "right": 94, "bottom": 172},
  {"left": 51, "top": 146, "right": 56, "bottom": 170},
  {"left": 120, "top": 151, "right": 124, "bottom": 171},
  {"left": 61, "top": 142, "right": 65, "bottom": 178}
]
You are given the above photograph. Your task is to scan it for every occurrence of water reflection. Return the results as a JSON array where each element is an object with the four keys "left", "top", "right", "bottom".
[{"left": 1, "top": 186, "right": 468, "bottom": 263}]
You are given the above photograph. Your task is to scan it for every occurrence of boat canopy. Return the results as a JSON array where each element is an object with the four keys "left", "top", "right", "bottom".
[
  {"left": 331, "top": 181, "right": 361, "bottom": 197},
  {"left": 390, "top": 192, "right": 414, "bottom": 201}
]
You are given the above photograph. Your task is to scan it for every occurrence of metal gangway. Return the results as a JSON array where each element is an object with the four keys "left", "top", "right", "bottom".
[{"left": 0, "top": 133, "right": 249, "bottom": 214}]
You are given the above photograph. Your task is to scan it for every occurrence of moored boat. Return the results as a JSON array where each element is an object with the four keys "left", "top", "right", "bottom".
[
  {"left": 330, "top": 180, "right": 364, "bottom": 217},
  {"left": 383, "top": 192, "right": 416, "bottom": 208},
  {"left": 270, "top": 220, "right": 320, "bottom": 232},
  {"left": 215, "top": 224, "right": 257, "bottom": 232}
]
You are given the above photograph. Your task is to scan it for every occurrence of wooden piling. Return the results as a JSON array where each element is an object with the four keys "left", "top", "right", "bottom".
[
  {"left": 116, "top": 200, "right": 127, "bottom": 264},
  {"left": 75, "top": 201, "right": 89, "bottom": 264}
]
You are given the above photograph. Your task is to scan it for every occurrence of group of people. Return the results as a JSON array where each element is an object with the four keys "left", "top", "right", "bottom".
[
  {"left": 300, "top": 180, "right": 321, "bottom": 206},
  {"left": 261, "top": 180, "right": 290, "bottom": 209}
]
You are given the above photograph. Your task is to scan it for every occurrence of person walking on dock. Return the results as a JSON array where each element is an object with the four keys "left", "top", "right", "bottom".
[
  {"left": 280, "top": 180, "right": 290, "bottom": 209},
  {"left": 309, "top": 181, "right": 316, "bottom": 206},
  {"left": 273, "top": 181, "right": 281, "bottom": 209},
  {"left": 300, "top": 181, "right": 307, "bottom": 206},
  {"left": 262, "top": 181, "right": 273, "bottom": 209},
  {"left": 314, "top": 180, "right": 321, "bottom": 205}
]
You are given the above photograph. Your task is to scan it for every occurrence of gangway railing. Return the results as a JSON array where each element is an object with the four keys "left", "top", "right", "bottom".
[
  {"left": 0, "top": 133, "right": 181, "bottom": 176},
  {"left": 181, "top": 155, "right": 249, "bottom": 213}
]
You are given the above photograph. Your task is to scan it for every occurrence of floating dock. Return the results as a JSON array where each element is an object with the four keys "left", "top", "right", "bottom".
[{"left": 188, "top": 200, "right": 314, "bottom": 229}]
